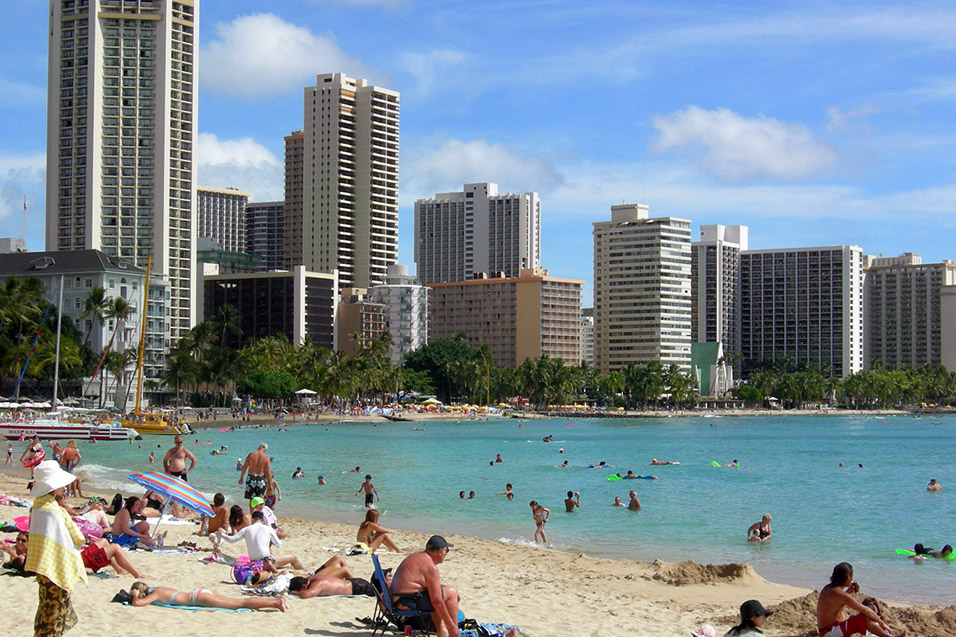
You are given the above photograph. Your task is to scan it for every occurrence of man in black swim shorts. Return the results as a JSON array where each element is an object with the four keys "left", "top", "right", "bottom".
[{"left": 390, "top": 535, "right": 459, "bottom": 636}]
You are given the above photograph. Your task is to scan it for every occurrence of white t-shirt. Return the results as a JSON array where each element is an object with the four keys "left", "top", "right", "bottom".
[{"left": 220, "top": 522, "right": 280, "bottom": 560}]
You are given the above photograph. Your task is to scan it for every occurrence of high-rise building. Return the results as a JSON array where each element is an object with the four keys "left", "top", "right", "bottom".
[
  {"left": 691, "top": 225, "right": 748, "bottom": 359},
  {"left": 337, "top": 288, "right": 386, "bottom": 356},
  {"left": 580, "top": 307, "right": 595, "bottom": 368},
  {"left": 197, "top": 186, "right": 248, "bottom": 254},
  {"left": 740, "top": 245, "right": 864, "bottom": 377},
  {"left": 367, "top": 264, "right": 429, "bottom": 366},
  {"left": 592, "top": 204, "right": 692, "bottom": 373},
  {"left": 45, "top": 0, "right": 198, "bottom": 342},
  {"left": 414, "top": 182, "right": 541, "bottom": 284},
  {"left": 302, "top": 73, "right": 399, "bottom": 289},
  {"left": 283, "top": 130, "right": 303, "bottom": 269},
  {"left": 245, "top": 201, "right": 284, "bottom": 271},
  {"left": 864, "top": 253, "right": 956, "bottom": 369},
  {"left": 427, "top": 269, "right": 582, "bottom": 368}
]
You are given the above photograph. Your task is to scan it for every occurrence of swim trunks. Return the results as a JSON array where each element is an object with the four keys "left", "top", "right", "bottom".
[
  {"left": 393, "top": 591, "right": 437, "bottom": 631},
  {"left": 168, "top": 470, "right": 188, "bottom": 482},
  {"left": 80, "top": 543, "right": 110, "bottom": 573},
  {"left": 264, "top": 494, "right": 276, "bottom": 509},
  {"left": 365, "top": 493, "right": 374, "bottom": 506},
  {"left": 818, "top": 614, "right": 868, "bottom": 637},
  {"left": 244, "top": 474, "right": 267, "bottom": 500}
]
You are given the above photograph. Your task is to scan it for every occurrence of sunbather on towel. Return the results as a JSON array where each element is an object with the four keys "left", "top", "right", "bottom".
[{"left": 129, "top": 581, "right": 288, "bottom": 611}]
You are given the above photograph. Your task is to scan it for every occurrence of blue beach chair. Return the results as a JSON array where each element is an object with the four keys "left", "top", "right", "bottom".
[{"left": 370, "top": 553, "right": 433, "bottom": 635}]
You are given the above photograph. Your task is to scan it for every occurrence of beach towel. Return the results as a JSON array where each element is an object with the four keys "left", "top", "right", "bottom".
[
  {"left": 25, "top": 493, "right": 87, "bottom": 592},
  {"left": 122, "top": 601, "right": 253, "bottom": 613},
  {"left": 239, "top": 572, "right": 292, "bottom": 597}
]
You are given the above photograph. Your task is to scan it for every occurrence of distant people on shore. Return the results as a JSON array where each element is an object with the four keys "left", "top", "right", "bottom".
[
  {"left": 747, "top": 514, "right": 772, "bottom": 542},
  {"left": 723, "top": 599, "right": 772, "bottom": 637},
  {"left": 927, "top": 479, "right": 942, "bottom": 491},
  {"left": 564, "top": 491, "right": 580, "bottom": 512},
  {"left": 530, "top": 500, "right": 550, "bottom": 543}
]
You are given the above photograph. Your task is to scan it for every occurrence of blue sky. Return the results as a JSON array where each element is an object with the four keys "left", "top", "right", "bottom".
[{"left": 2, "top": 0, "right": 955, "bottom": 302}]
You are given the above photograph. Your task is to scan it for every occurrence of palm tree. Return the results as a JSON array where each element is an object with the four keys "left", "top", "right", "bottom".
[
  {"left": 0, "top": 277, "right": 44, "bottom": 398},
  {"left": 79, "top": 286, "right": 108, "bottom": 348},
  {"left": 211, "top": 303, "right": 243, "bottom": 348},
  {"left": 83, "top": 296, "right": 133, "bottom": 402}
]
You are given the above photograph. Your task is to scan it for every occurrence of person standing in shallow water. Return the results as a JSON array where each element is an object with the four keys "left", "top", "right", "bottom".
[{"left": 530, "top": 500, "right": 550, "bottom": 543}]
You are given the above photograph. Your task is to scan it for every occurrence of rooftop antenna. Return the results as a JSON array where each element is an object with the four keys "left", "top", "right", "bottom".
[{"left": 22, "top": 195, "right": 27, "bottom": 244}]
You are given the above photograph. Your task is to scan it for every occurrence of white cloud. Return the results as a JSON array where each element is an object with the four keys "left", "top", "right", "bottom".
[
  {"left": 0, "top": 153, "right": 45, "bottom": 221},
  {"left": 401, "top": 138, "right": 565, "bottom": 204},
  {"left": 399, "top": 49, "right": 468, "bottom": 94},
  {"left": 826, "top": 103, "right": 878, "bottom": 133},
  {"left": 196, "top": 133, "right": 283, "bottom": 202},
  {"left": 650, "top": 106, "right": 837, "bottom": 182},
  {"left": 200, "top": 14, "right": 380, "bottom": 98}
]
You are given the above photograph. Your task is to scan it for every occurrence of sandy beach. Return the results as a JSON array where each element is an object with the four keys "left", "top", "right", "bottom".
[{"left": 3, "top": 470, "right": 953, "bottom": 637}]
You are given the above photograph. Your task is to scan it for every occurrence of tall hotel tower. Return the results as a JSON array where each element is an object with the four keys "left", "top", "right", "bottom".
[
  {"left": 302, "top": 73, "right": 399, "bottom": 289},
  {"left": 414, "top": 182, "right": 541, "bottom": 285},
  {"left": 593, "top": 204, "right": 692, "bottom": 373},
  {"left": 45, "top": 0, "right": 198, "bottom": 341},
  {"left": 691, "top": 225, "right": 748, "bottom": 358}
]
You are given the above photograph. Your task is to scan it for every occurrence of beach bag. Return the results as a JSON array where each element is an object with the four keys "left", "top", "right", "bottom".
[
  {"left": 232, "top": 559, "right": 264, "bottom": 585},
  {"left": 106, "top": 493, "right": 124, "bottom": 516}
]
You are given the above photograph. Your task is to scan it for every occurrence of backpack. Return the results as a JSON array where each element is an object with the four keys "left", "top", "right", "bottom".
[{"left": 106, "top": 493, "right": 124, "bottom": 516}]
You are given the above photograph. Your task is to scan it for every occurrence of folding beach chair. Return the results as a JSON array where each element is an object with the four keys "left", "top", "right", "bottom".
[{"left": 370, "top": 553, "right": 433, "bottom": 636}]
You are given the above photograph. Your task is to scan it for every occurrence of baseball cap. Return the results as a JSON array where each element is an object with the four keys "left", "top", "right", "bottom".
[
  {"left": 249, "top": 496, "right": 265, "bottom": 508},
  {"left": 690, "top": 625, "right": 716, "bottom": 637},
  {"left": 740, "top": 599, "right": 772, "bottom": 620},
  {"left": 425, "top": 535, "right": 453, "bottom": 551}
]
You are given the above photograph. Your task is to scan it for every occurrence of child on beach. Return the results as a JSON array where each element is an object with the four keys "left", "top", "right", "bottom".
[{"left": 356, "top": 475, "right": 378, "bottom": 507}]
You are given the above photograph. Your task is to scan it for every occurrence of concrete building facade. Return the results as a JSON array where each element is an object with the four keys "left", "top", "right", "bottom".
[
  {"left": 427, "top": 269, "right": 582, "bottom": 368},
  {"left": 864, "top": 253, "right": 956, "bottom": 369},
  {"left": 283, "top": 130, "right": 303, "bottom": 269},
  {"left": 592, "top": 204, "right": 692, "bottom": 373},
  {"left": 337, "top": 288, "right": 386, "bottom": 356},
  {"left": 692, "top": 225, "right": 748, "bottom": 361},
  {"left": 200, "top": 267, "right": 337, "bottom": 350},
  {"left": 580, "top": 307, "right": 595, "bottom": 368},
  {"left": 414, "top": 182, "right": 541, "bottom": 284},
  {"left": 366, "top": 264, "right": 429, "bottom": 366},
  {"left": 245, "top": 201, "right": 284, "bottom": 271},
  {"left": 740, "top": 245, "right": 864, "bottom": 378},
  {"left": 45, "top": 0, "right": 198, "bottom": 341},
  {"left": 197, "top": 186, "right": 248, "bottom": 254},
  {"left": 302, "top": 73, "right": 399, "bottom": 289}
]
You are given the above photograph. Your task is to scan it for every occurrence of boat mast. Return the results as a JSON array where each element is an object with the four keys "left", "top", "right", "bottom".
[
  {"left": 134, "top": 257, "right": 151, "bottom": 416},
  {"left": 53, "top": 275, "right": 64, "bottom": 409}
]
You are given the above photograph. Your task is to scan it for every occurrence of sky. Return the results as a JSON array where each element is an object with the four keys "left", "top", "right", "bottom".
[{"left": 2, "top": 0, "right": 955, "bottom": 303}]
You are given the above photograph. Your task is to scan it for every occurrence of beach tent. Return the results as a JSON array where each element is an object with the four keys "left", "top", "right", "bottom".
[
  {"left": 421, "top": 397, "right": 442, "bottom": 405},
  {"left": 295, "top": 388, "right": 317, "bottom": 395}
]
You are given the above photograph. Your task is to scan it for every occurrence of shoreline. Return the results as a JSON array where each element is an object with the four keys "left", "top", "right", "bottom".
[{"left": 2, "top": 470, "right": 953, "bottom": 636}]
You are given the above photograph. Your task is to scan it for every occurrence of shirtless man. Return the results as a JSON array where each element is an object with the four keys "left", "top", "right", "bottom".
[
  {"left": 816, "top": 562, "right": 895, "bottom": 637},
  {"left": 198, "top": 493, "right": 228, "bottom": 536},
  {"left": 530, "top": 500, "right": 550, "bottom": 543},
  {"left": 927, "top": 479, "right": 942, "bottom": 491},
  {"left": 390, "top": 535, "right": 460, "bottom": 637},
  {"left": 238, "top": 442, "right": 272, "bottom": 502},
  {"left": 58, "top": 440, "right": 82, "bottom": 497},
  {"left": 564, "top": 491, "right": 580, "bottom": 512},
  {"left": 288, "top": 572, "right": 376, "bottom": 598},
  {"left": 355, "top": 474, "right": 379, "bottom": 508},
  {"left": 627, "top": 490, "right": 641, "bottom": 511},
  {"left": 163, "top": 435, "right": 197, "bottom": 481}
]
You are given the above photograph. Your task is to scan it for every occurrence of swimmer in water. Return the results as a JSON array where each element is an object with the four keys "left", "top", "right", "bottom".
[
  {"left": 612, "top": 496, "right": 625, "bottom": 507},
  {"left": 495, "top": 484, "right": 514, "bottom": 501},
  {"left": 927, "top": 479, "right": 942, "bottom": 491}
]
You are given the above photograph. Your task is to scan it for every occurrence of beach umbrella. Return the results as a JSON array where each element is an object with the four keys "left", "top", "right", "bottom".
[
  {"left": 128, "top": 471, "right": 214, "bottom": 519},
  {"left": 422, "top": 397, "right": 442, "bottom": 405}
]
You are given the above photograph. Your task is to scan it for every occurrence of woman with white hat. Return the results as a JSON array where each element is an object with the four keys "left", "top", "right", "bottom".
[{"left": 25, "top": 460, "right": 87, "bottom": 636}]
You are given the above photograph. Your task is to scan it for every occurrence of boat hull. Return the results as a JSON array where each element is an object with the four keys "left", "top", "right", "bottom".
[{"left": 0, "top": 420, "right": 136, "bottom": 441}]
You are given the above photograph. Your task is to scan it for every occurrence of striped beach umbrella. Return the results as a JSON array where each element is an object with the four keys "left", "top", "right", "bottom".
[{"left": 127, "top": 471, "right": 214, "bottom": 517}]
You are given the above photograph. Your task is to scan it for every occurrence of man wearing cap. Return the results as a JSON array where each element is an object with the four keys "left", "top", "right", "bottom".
[
  {"left": 26, "top": 460, "right": 87, "bottom": 636},
  {"left": 390, "top": 535, "right": 460, "bottom": 637},
  {"left": 817, "top": 562, "right": 894, "bottom": 637}
]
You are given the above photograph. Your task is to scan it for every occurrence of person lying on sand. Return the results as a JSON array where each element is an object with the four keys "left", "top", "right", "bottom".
[
  {"left": 288, "top": 572, "right": 377, "bottom": 598},
  {"left": 129, "top": 581, "right": 288, "bottom": 612}
]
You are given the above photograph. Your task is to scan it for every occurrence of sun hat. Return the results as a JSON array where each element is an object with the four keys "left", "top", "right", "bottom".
[
  {"left": 425, "top": 535, "right": 454, "bottom": 551},
  {"left": 690, "top": 625, "right": 716, "bottom": 637},
  {"left": 740, "top": 599, "right": 773, "bottom": 620},
  {"left": 249, "top": 496, "right": 265, "bottom": 508},
  {"left": 30, "top": 460, "right": 76, "bottom": 497}
]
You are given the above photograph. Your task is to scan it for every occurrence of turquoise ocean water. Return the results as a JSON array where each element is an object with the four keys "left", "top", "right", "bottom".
[{"left": 73, "top": 414, "right": 954, "bottom": 605}]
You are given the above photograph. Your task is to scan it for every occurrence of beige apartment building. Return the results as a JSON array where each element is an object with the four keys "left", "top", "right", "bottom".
[
  {"left": 427, "top": 269, "right": 583, "bottom": 368},
  {"left": 45, "top": 0, "right": 198, "bottom": 341},
  {"left": 337, "top": 288, "right": 386, "bottom": 355},
  {"left": 593, "top": 204, "right": 693, "bottom": 373},
  {"left": 302, "top": 73, "right": 399, "bottom": 289},
  {"left": 283, "top": 130, "right": 304, "bottom": 269}
]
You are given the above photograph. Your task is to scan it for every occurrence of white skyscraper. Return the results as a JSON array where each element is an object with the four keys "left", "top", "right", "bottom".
[
  {"left": 592, "top": 204, "right": 692, "bottom": 373},
  {"left": 302, "top": 72, "right": 399, "bottom": 289},
  {"left": 414, "top": 182, "right": 541, "bottom": 285},
  {"left": 45, "top": 0, "right": 197, "bottom": 341},
  {"left": 692, "top": 225, "right": 748, "bottom": 358},
  {"left": 367, "top": 264, "right": 429, "bottom": 366}
]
